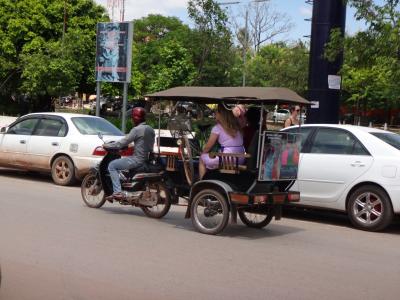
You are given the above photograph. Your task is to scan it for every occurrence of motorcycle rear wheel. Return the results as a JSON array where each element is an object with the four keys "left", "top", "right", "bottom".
[
  {"left": 81, "top": 173, "right": 106, "bottom": 208},
  {"left": 141, "top": 182, "right": 171, "bottom": 218}
]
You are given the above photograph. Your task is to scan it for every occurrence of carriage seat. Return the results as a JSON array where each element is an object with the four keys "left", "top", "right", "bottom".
[
  {"left": 208, "top": 152, "right": 250, "bottom": 174},
  {"left": 208, "top": 130, "right": 259, "bottom": 174}
]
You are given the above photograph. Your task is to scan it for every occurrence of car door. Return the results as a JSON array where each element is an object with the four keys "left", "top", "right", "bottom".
[
  {"left": 27, "top": 117, "right": 67, "bottom": 171},
  {"left": 0, "top": 117, "right": 40, "bottom": 167},
  {"left": 298, "top": 127, "right": 373, "bottom": 204},
  {"left": 283, "top": 127, "right": 315, "bottom": 192}
]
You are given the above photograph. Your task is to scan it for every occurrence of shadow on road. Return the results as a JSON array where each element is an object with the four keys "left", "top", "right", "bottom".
[
  {"left": 0, "top": 168, "right": 81, "bottom": 186},
  {"left": 283, "top": 207, "right": 400, "bottom": 234},
  {"left": 0, "top": 168, "right": 52, "bottom": 183},
  {"left": 88, "top": 204, "right": 400, "bottom": 236},
  {"left": 101, "top": 205, "right": 305, "bottom": 239}
]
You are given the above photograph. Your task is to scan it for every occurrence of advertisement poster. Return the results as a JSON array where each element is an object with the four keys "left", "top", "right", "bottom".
[
  {"left": 259, "top": 132, "right": 301, "bottom": 181},
  {"left": 95, "top": 22, "right": 133, "bottom": 83}
]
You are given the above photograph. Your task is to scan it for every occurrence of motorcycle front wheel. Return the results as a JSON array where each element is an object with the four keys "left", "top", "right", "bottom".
[
  {"left": 81, "top": 172, "right": 106, "bottom": 208},
  {"left": 141, "top": 182, "right": 171, "bottom": 219}
]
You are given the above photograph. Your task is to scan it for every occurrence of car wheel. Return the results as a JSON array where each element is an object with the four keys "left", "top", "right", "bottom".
[
  {"left": 347, "top": 185, "right": 393, "bottom": 231},
  {"left": 51, "top": 156, "right": 76, "bottom": 186}
]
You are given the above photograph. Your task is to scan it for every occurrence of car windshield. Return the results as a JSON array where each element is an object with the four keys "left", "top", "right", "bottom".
[
  {"left": 71, "top": 117, "right": 123, "bottom": 136},
  {"left": 370, "top": 132, "right": 400, "bottom": 150}
]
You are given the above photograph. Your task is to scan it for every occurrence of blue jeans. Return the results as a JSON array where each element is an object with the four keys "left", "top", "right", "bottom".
[{"left": 108, "top": 157, "right": 141, "bottom": 193}]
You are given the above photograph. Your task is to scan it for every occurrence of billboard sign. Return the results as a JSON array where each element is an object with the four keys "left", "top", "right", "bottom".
[
  {"left": 95, "top": 22, "right": 133, "bottom": 83},
  {"left": 258, "top": 132, "right": 301, "bottom": 181}
]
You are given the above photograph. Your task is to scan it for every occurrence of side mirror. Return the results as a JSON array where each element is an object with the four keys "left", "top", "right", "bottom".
[{"left": 0, "top": 127, "right": 6, "bottom": 133}]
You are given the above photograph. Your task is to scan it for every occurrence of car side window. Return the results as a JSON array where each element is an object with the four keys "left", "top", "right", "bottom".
[
  {"left": 7, "top": 118, "right": 39, "bottom": 135},
  {"left": 284, "top": 127, "right": 313, "bottom": 150},
  {"left": 33, "top": 119, "right": 66, "bottom": 137},
  {"left": 310, "top": 128, "right": 368, "bottom": 155}
]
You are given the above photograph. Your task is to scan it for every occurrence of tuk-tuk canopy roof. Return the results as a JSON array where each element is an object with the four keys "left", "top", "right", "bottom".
[{"left": 145, "top": 86, "right": 310, "bottom": 105}]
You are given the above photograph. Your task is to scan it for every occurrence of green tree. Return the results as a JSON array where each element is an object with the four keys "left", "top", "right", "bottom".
[
  {"left": 131, "top": 15, "right": 195, "bottom": 97},
  {"left": 246, "top": 42, "right": 309, "bottom": 96},
  {"left": 188, "top": 0, "right": 235, "bottom": 86},
  {"left": 0, "top": 0, "right": 106, "bottom": 113},
  {"left": 326, "top": 1, "right": 400, "bottom": 121}
]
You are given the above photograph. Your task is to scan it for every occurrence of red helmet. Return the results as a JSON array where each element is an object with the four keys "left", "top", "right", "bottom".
[{"left": 131, "top": 107, "right": 146, "bottom": 125}]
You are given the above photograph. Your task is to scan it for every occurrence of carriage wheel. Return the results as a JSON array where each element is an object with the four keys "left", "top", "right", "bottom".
[
  {"left": 238, "top": 208, "right": 273, "bottom": 228},
  {"left": 191, "top": 189, "right": 229, "bottom": 235}
]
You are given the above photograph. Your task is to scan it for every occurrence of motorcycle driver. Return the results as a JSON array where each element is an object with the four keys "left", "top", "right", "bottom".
[{"left": 106, "top": 107, "right": 155, "bottom": 200}]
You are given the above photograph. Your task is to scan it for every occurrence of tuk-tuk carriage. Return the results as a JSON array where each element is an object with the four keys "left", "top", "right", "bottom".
[{"left": 145, "top": 87, "right": 310, "bottom": 235}]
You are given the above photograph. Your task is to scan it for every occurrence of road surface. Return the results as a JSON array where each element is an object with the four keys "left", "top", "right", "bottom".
[{"left": 0, "top": 170, "right": 399, "bottom": 300}]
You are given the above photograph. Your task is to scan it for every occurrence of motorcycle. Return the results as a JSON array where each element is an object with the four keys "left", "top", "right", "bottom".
[{"left": 81, "top": 136, "right": 172, "bottom": 219}]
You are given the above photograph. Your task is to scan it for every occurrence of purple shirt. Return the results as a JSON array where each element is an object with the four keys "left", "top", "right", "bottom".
[{"left": 201, "top": 124, "right": 245, "bottom": 169}]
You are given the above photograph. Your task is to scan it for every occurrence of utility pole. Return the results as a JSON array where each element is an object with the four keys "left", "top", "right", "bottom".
[
  {"left": 62, "top": 0, "right": 67, "bottom": 49},
  {"left": 307, "top": 0, "right": 346, "bottom": 124},
  {"left": 107, "top": 0, "right": 124, "bottom": 22},
  {"left": 121, "top": 0, "right": 125, "bottom": 22},
  {"left": 243, "top": 9, "right": 248, "bottom": 86}
]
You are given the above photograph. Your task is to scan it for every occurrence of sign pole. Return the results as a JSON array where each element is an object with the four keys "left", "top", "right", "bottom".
[
  {"left": 122, "top": 82, "right": 128, "bottom": 133},
  {"left": 96, "top": 81, "right": 101, "bottom": 117}
]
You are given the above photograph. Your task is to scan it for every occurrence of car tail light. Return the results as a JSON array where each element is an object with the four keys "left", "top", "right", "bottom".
[
  {"left": 120, "top": 147, "right": 134, "bottom": 156},
  {"left": 92, "top": 146, "right": 107, "bottom": 156}
]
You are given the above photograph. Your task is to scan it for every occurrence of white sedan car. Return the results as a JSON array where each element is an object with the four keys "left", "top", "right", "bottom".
[
  {"left": 0, "top": 113, "right": 126, "bottom": 185},
  {"left": 268, "top": 108, "right": 290, "bottom": 122},
  {"left": 282, "top": 124, "right": 400, "bottom": 231}
]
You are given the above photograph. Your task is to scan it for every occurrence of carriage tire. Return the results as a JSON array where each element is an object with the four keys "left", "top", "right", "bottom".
[
  {"left": 238, "top": 208, "right": 273, "bottom": 228},
  {"left": 190, "top": 189, "right": 229, "bottom": 235}
]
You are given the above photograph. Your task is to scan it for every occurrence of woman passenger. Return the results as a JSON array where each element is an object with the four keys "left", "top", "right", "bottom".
[
  {"left": 284, "top": 105, "right": 300, "bottom": 128},
  {"left": 199, "top": 104, "right": 244, "bottom": 179}
]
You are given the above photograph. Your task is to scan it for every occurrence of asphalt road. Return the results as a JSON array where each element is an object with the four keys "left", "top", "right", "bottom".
[{"left": 0, "top": 170, "right": 400, "bottom": 300}]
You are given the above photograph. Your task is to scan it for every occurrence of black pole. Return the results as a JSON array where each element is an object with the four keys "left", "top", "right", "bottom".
[{"left": 307, "top": 0, "right": 346, "bottom": 124}]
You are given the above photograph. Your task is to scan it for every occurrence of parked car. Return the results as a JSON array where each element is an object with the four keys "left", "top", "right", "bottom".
[
  {"left": 268, "top": 108, "right": 290, "bottom": 122},
  {"left": 268, "top": 108, "right": 306, "bottom": 123},
  {"left": 154, "top": 129, "right": 197, "bottom": 154},
  {"left": 282, "top": 124, "right": 400, "bottom": 231},
  {"left": 90, "top": 96, "right": 122, "bottom": 115},
  {"left": 0, "top": 113, "right": 128, "bottom": 185},
  {"left": 176, "top": 101, "right": 214, "bottom": 118}
]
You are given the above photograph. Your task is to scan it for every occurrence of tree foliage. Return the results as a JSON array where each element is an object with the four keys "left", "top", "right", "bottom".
[
  {"left": 131, "top": 15, "right": 195, "bottom": 97},
  {"left": 188, "top": 0, "right": 235, "bottom": 86},
  {"left": 326, "top": 0, "right": 400, "bottom": 118},
  {"left": 246, "top": 42, "right": 309, "bottom": 96},
  {"left": 0, "top": 0, "right": 106, "bottom": 112}
]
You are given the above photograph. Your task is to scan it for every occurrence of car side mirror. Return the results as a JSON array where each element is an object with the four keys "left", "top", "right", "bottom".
[{"left": 0, "top": 127, "right": 6, "bottom": 133}]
